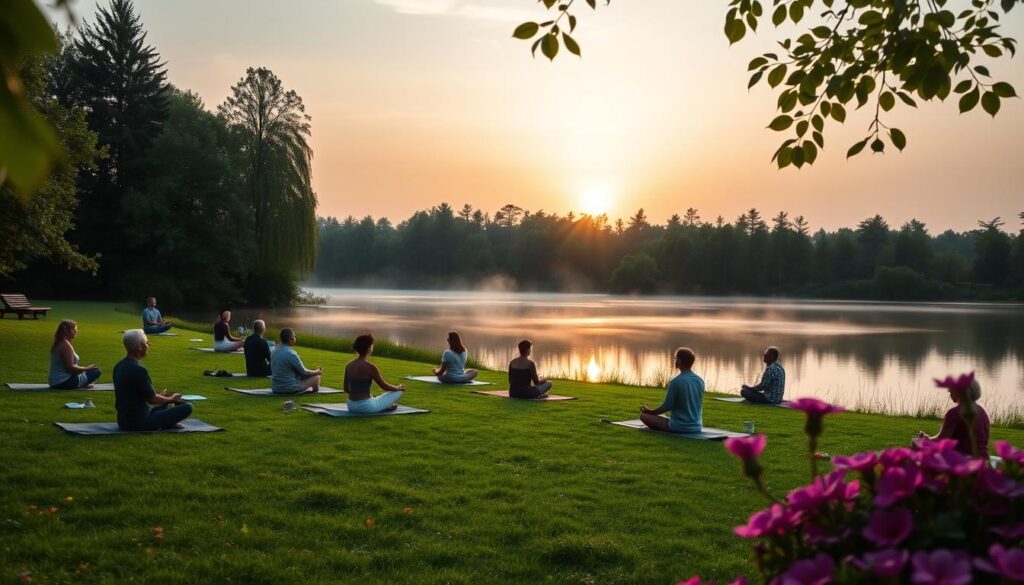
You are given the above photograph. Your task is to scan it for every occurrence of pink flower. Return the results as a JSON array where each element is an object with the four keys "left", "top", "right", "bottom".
[
  {"left": 788, "top": 472, "right": 859, "bottom": 512},
  {"left": 921, "top": 449, "right": 985, "bottom": 477},
  {"left": 676, "top": 578, "right": 701, "bottom": 585},
  {"left": 994, "top": 441, "right": 1024, "bottom": 464},
  {"left": 974, "top": 544, "right": 1024, "bottom": 582},
  {"left": 802, "top": 522, "right": 848, "bottom": 546},
  {"left": 778, "top": 553, "right": 834, "bottom": 585},
  {"left": 725, "top": 434, "right": 767, "bottom": 460},
  {"left": 875, "top": 466, "right": 923, "bottom": 507},
  {"left": 734, "top": 504, "right": 803, "bottom": 539},
  {"left": 862, "top": 549, "right": 910, "bottom": 578},
  {"left": 880, "top": 447, "right": 918, "bottom": 467},
  {"left": 863, "top": 507, "right": 914, "bottom": 546},
  {"left": 989, "top": 522, "right": 1024, "bottom": 540},
  {"left": 913, "top": 437, "right": 960, "bottom": 454},
  {"left": 933, "top": 372, "right": 975, "bottom": 391},
  {"left": 832, "top": 452, "right": 878, "bottom": 474},
  {"left": 977, "top": 467, "right": 1024, "bottom": 498},
  {"left": 788, "top": 398, "right": 844, "bottom": 438},
  {"left": 910, "top": 550, "right": 972, "bottom": 585}
]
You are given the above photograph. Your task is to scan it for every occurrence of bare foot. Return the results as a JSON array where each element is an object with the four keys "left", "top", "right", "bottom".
[
  {"left": 310, "top": 387, "right": 319, "bottom": 393},
  {"left": 387, "top": 403, "right": 399, "bottom": 411}
]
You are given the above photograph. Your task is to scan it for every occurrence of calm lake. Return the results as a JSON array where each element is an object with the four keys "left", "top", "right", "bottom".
[{"left": 204, "top": 288, "right": 1024, "bottom": 422}]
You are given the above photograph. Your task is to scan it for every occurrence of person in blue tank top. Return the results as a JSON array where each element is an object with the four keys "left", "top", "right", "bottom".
[
  {"left": 142, "top": 297, "right": 172, "bottom": 334},
  {"left": 48, "top": 320, "right": 102, "bottom": 389},
  {"left": 433, "top": 331, "right": 479, "bottom": 384},
  {"left": 344, "top": 333, "right": 406, "bottom": 413},
  {"left": 640, "top": 347, "right": 704, "bottom": 433}
]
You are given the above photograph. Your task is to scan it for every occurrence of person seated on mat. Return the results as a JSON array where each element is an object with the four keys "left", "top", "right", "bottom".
[
  {"left": 243, "top": 319, "right": 272, "bottom": 377},
  {"left": 213, "top": 310, "right": 244, "bottom": 353},
  {"left": 433, "top": 331, "right": 479, "bottom": 384},
  {"left": 142, "top": 297, "right": 172, "bottom": 334},
  {"left": 271, "top": 328, "right": 322, "bottom": 394},
  {"left": 916, "top": 377, "right": 990, "bottom": 457},
  {"left": 508, "top": 339, "right": 552, "bottom": 399},
  {"left": 114, "top": 329, "right": 193, "bottom": 430},
  {"left": 640, "top": 347, "right": 704, "bottom": 433},
  {"left": 344, "top": 333, "right": 406, "bottom": 413},
  {"left": 740, "top": 346, "right": 786, "bottom": 405},
  {"left": 49, "top": 319, "right": 102, "bottom": 389}
]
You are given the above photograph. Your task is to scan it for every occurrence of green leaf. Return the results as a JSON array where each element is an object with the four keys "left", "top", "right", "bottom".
[
  {"left": 796, "top": 119, "right": 808, "bottom": 136},
  {"left": 812, "top": 130, "right": 824, "bottom": 148},
  {"left": 974, "top": 65, "right": 991, "bottom": 77},
  {"left": 879, "top": 91, "right": 895, "bottom": 111},
  {"left": 992, "top": 82, "right": 1017, "bottom": 98},
  {"left": 981, "top": 91, "right": 1001, "bottom": 117},
  {"left": 871, "top": 138, "right": 885, "bottom": 153},
  {"left": 725, "top": 17, "right": 746, "bottom": 44},
  {"left": 748, "top": 57, "right": 768, "bottom": 71},
  {"left": 767, "top": 64, "right": 787, "bottom": 88},
  {"left": 847, "top": 139, "right": 868, "bottom": 158},
  {"left": 811, "top": 114, "right": 823, "bottom": 132},
  {"left": 830, "top": 103, "right": 847, "bottom": 122},
  {"left": 562, "top": 32, "right": 581, "bottom": 56},
  {"left": 803, "top": 141, "right": 818, "bottom": 164},
  {"left": 768, "top": 115, "right": 793, "bottom": 131},
  {"left": 569, "top": 14, "right": 577, "bottom": 32},
  {"left": 0, "top": 82, "right": 62, "bottom": 193},
  {"left": 982, "top": 44, "right": 1003, "bottom": 58},
  {"left": 890, "top": 128, "right": 907, "bottom": 151},
  {"left": 586, "top": 0, "right": 596, "bottom": 8},
  {"left": 772, "top": 4, "right": 786, "bottom": 26},
  {"left": 513, "top": 22, "right": 540, "bottom": 39},
  {"left": 953, "top": 80, "right": 972, "bottom": 94},
  {"left": 748, "top": 70, "right": 764, "bottom": 89},
  {"left": 789, "top": 2, "right": 805, "bottom": 23},
  {"left": 777, "top": 146, "right": 793, "bottom": 169},
  {"left": 959, "top": 87, "right": 980, "bottom": 112},
  {"left": 791, "top": 144, "right": 805, "bottom": 168},
  {"left": 531, "top": 37, "right": 542, "bottom": 57},
  {"left": 897, "top": 92, "right": 917, "bottom": 108},
  {"left": 541, "top": 33, "right": 559, "bottom": 61},
  {"left": 811, "top": 26, "right": 831, "bottom": 39}
]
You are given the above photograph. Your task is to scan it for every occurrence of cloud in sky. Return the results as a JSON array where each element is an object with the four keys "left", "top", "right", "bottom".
[{"left": 374, "top": 0, "right": 533, "bottom": 22}]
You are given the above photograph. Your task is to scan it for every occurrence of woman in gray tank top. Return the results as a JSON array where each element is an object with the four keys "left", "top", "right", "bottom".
[{"left": 49, "top": 320, "right": 102, "bottom": 389}]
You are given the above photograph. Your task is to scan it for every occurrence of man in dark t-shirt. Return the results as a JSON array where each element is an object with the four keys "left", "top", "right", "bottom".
[
  {"left": 114, "top": 330, "right": 193, "bottom": 431},
  {"left": 243, "top": 319, "right": 272, "bottom": 377}
]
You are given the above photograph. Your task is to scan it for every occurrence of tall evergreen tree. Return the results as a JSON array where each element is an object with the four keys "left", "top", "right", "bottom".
[
  {"left": 218, "top": 67, "right": 317, "bottom": 302},
  {"left": 69, "top": 0, "right": 168, "bottom": 291}
]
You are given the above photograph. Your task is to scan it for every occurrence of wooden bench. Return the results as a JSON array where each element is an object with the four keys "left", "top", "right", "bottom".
[{"left": 0, "top": 293, "right": 51, "bottom": 319}]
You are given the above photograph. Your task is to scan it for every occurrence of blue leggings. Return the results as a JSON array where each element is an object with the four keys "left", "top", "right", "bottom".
[
  {"left": 120, "top": 403, "right": 194, "bottom": 431},
  {"left": 51, "top": 369, "right": 102, "bottom": 389},
  {"left": 347, "top": 391, "right": 403, "bottom": 414},
  {"left": 144, "top": 324, "right": 172, "bottom": 334},
  {"left": 438, "top": 371, "right": 478, "bottom": 384}
]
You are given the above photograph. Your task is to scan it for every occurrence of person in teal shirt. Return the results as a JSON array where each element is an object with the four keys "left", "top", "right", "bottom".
[
  {"left": 142, "top": 297, "right": 172, "bottom": 334},
  {"left": 640, "top": 347, "right": 704, "bottom": 433}
]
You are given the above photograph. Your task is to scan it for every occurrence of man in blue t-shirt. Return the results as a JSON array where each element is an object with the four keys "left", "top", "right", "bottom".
[
  {"left": 114, "top": 329, "right": 193, "bottom": 430},
  {"left": 270, "top": 328, "right": 322, "bottom": 394},
  {"left": 640, "top": 347, "right": 704, "bottom": 433},
  {"left": 142, "top": 297, "right": 172, "bottom": 334},
  {"left": 741, "top": 346, "right": 786, "bottom": 404}
]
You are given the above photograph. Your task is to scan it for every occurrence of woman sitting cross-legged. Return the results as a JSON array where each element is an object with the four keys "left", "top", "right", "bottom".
[
  {"left": 213, "top": 310, "right": 244, "bottom": 353},
  {"left": 344, "top": 333, "right": 406, "bottom": 413},
  {"left": 508, "top": 339, "right": 552, "bottom": 399},
  {"left": 433, "top": 330, "right": 479, "bottom": 384},
  {"left": 639, "top": 347, "right": 704, "bottom": 433},
  {"left": 49, "top": 319, "right": 102, "bottom": 389}
]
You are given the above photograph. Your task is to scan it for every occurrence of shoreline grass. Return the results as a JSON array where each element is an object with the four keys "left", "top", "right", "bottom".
[{"left": 3, "top": 301, "right": 1022, "bottom": 584}]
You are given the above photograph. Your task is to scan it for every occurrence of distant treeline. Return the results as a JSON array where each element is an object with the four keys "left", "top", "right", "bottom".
[{"left": 314, "top": 204, "right": 1024, "bottom": 300}]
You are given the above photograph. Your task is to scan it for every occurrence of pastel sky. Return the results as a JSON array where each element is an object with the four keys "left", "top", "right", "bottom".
[{"left": 49, "top": 0, "right": 1024, "bottom": 231}]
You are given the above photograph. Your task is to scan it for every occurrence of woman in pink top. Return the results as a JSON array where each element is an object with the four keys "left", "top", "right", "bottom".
[{"left": 918, "top": 377, "right": 990, "bottom": 457}]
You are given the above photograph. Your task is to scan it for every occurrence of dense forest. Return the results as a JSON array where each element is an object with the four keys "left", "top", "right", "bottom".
[
  {"left": 314, "top": 205, "right": 1024, "bottom": 300},
  {"left": 0, "top": 0, "right": 317, "bottom": 307}
]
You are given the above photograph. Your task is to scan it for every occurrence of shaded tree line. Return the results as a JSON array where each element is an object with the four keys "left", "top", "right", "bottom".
[
  {"left": 315, "top": 204, "right": 1024, "bottom": 300},
  {"left": 1, "top": 0, "right": 316, "bottom": 308}
]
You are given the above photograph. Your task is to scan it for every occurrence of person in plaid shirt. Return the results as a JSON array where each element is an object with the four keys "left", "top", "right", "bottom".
[{"left": 740, "top": 346, "right": 786, "bottom": 404}]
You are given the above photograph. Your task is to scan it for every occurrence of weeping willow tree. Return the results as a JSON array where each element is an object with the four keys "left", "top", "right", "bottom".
[{"left": 218, "top": 67, "right": 317, "bottom": 280}]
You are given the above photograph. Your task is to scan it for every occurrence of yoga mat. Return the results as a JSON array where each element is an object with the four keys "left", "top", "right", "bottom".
[
  {"left": 302, "top": 403, "right": 429, "bottom": 417},
  {"left": 54, "top": 419, "right": 223, "bottom": 435},
  {"left": 6, "top": 382, "right": 115, "bottom": 391},
  {"left": 189, "top": 338, "right": 204, "bottom": 342},
  {"left": 712, "top": 396, "right": 792, "bottom": 408},
  {"left": 120, "top": 330, "right": 177, "bottom": 336},
  {"left": 191, "top": 348, "right": 243, "bottom": 354},
  {"left": 403, "top": 375, "right": 491, "bottom": 386},
  {"left": 472, "top": 390, "right": 576, "bottom": 401},
  {"left": 225, "top": 386, "right": 344, "bottom": 396},
  {"left": 604, "top": 419, "right": 751, "bottom": 441},
  {"left": 180, "top": 395, "right": 207, "bottom": 401},
  {"left": 64, "top": 403, "right": 92, "bottom": 409},
  {"left": 203, "top": 372, "right": 250, "bottom": 378}
]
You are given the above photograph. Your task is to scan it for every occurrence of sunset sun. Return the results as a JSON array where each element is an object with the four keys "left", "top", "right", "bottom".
[{"left": 578, "top": 183, "right": 613, "bottom": 216}]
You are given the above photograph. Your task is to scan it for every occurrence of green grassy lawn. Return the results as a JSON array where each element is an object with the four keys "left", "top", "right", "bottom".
[{"left": 2, "top": 302, "right": 1021, "bottom": 584}]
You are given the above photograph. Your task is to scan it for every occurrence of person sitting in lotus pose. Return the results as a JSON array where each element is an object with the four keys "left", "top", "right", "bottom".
[
  {"left": 142, "top": 297, "right": 172, "bottom": 334},
  {"left": 433, "top": 331, "right": 479, "bottom": 384},
  {"left": 344, "top": 333, "right": 406, "bottom": 413},
  {"left": 213, "top": 310, "right": 244, "bottom": 353},
  {"left": 270, "top": 328, "right": 322, "bottom": 394},
  {"left": 917, "top": 375, "right": 990, "bottom": 457},
  {"left": 508, "top": 339, "right": 552, "bottom": 399},
  {"left": 243, "top": 319, "right": 272, "bottom": 377},
  {"left": 740, "top": 346, "right": 786, "bottom": 405},
  {"left": 49, "top": 319, "right": 102, "bottom": 389},
  {"left": 114, "top": 329, "right": 193, "bottom": 430},
  {"left": 640, "top": 347, "right": 704, "bottom": 433}
]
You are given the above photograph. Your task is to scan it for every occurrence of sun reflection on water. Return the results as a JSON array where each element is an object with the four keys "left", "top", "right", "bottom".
[{"left": 585, "top": 355, "right": 602, "bottom": 382}]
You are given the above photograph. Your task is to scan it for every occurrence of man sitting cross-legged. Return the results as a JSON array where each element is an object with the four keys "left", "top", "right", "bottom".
[
  {"left": 114, "top": 329, "right": 193, "bottom": 431},
  {"left": 640, "top": 347, "right": 704, "bottom": 433},
  {"left": 270, "top": 328, "right": 322, "bottom": 394},
  {"left": 740, "top": 346, "right": 786, "bottom": 405},
  {"left": 142, "top": 297, "right": 172, "bottom": 334},
  {"left": 243, "top": 319, "right": 273, "bottom": 377}
]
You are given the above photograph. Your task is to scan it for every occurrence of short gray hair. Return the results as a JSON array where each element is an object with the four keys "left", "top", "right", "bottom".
[
  {"left": 253, "top": 319, "right": 266, "bottom": 333},
  {"left": 123, "top": 329, "right": 147, "bottom": 352}
]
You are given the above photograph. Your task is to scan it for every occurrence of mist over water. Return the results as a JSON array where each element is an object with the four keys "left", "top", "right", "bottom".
[{"left": 199, "top": 288, "right": 1024, "bottom": 423}]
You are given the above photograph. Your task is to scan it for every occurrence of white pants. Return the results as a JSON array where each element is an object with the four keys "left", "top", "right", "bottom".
[
  {"left": 347, "top": 391, "right": 403, "bottom": 414},
  {"left": 214, "top": 339, "right": 244, "bottom": 352}
]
